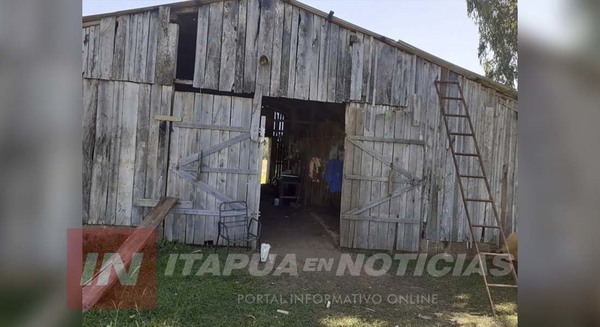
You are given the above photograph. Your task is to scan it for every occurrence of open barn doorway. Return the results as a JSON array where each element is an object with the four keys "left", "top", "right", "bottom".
[{"left": 258, "top": 97, "right": 345, "bottom": 252}]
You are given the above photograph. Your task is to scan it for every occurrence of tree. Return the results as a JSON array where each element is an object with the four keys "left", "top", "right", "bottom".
[{"left": 466, "top": 0, "right": 518, "bottom": 88}]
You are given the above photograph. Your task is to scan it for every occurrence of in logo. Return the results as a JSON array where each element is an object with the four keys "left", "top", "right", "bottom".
[{"left": 67, "top": 228, "right": 157, "bottom": 309}]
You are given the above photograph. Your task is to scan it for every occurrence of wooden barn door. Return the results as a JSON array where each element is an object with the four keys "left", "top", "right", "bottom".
[
  {"left": 165, "top": 92, "right": 264, "bottom": 246},
  {"left": 340, "top": 103, "right": 425, "bottom": 251}
]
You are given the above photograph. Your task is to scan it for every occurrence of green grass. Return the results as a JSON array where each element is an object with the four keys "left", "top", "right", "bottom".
[{"left": 83, "top": 243, "right": 517, "bottom": 327}]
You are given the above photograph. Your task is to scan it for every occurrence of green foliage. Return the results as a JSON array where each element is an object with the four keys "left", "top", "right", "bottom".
[{"left": 466, "top": 0, "right": 518, "bottom": 87}]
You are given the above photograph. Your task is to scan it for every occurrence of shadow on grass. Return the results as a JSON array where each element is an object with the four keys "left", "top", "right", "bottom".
[{"left": 83, "top": 243, "right": 517, "bottom": 327}]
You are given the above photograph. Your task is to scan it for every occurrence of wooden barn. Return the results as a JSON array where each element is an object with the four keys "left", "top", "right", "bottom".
[{"left": 82, "top": 0, "right": 518, "bottom": 252}]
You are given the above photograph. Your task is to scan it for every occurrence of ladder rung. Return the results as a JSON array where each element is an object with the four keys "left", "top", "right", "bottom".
[
  {"left": 455, "top": 152, "right": 479, "bottom": 157},
  {"left": 465, "top": 199, "right": 492, "bottom": 203},
  {"left": 479, "top": 252, "right": 511, "bottom": 257},
  {"left": 459, "top": 175, "right": 485, "bottom": 179},
  {"left": 435, "top": 80, "right": 459, "bottom": 85},
  {"left": 465, "top": 198, "right": 492, "bottom": 203},
  {"left": 472, "top": 224, "right": 500, "bottom": 229},
  {"left": 441, "top": 96, "right": 463, "bottom": 100},
  {"left": 444, "top": 114, "right": 469, "bottom": 118},
  {"left": 449, "top": 132, "right": 474, "bottom": 136},
  {"left": 487, "top": 283, "right": 518, "bottom": 289}
]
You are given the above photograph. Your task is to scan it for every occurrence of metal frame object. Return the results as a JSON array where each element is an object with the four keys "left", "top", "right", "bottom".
[{"left": 215, "top": 201, "right": 261, "bottom": 253}]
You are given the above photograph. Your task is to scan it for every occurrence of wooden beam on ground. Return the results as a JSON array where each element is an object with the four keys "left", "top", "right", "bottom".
[{"left": 81, "top": 197, "right": 178, "bottom": 310}]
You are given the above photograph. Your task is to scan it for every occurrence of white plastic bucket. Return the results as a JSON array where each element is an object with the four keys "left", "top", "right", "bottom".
[
  {"left": 260, "top": 243, "right": 271, "bottom": 262},
  {"left": 274, "top": 198, "right": 280, "bottom": 206}
]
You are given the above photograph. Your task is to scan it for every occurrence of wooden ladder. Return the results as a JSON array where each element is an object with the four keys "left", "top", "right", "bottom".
[{"left": 434, "top": 79, "right": 518, "bottom": 316}]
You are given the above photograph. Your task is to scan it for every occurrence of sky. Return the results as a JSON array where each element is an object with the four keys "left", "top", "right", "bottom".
[{"left": 82, "top": 0, "right": 569, "bottom": 76}]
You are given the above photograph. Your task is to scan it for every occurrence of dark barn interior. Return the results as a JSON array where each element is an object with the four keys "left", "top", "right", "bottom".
[{"left": 259, "top": 98, "right": 345, "bottom": 245}]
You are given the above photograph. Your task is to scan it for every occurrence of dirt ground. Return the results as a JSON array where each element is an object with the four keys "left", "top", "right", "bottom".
[
  {"left": 83, "top": 197, "right": 516, "bottom": 326},
  {"left": 258, "top": 198, "right": 517, "bottom": 326}
]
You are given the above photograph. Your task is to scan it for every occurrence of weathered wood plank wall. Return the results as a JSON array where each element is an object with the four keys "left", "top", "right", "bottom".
[
  {"left": 418, "top": 68, "right": 519, "bottom": 244},
  {"left": 340, "top": 103, "right": 425, "bottom": 251},
  {"left": 163, "top": 92, "right": 261, "bottom": 245},
  {"left": 82, "top": 1, "right": 518, "bottom": 245},
  {"left": 82, "top": 8, "right": 178, "bottom": 85},
  {"left": 83, "top": 80, "right": 173, "bottom": 225}
]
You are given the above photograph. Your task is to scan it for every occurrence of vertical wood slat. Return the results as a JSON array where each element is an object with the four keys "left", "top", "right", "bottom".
[
  {"left": 82, "top": 27, "right": 89, "bottom": 75},
  {"left": 340, "top": 104, "right": 354, "bottom": 247},
  {"left": 401, "top": 110, "right": 416, "bottom": 251},
  {"left": 155, "top": 6, "right": 179, "bottom": 85},
  {"left": 193, "top": 4, "right": 210, "bottom": 88},
  {"left": 243, "top": 0, "right": 260, "bottom": 93},
  {"left": 367, "top": 109, "right": 384, "bottom": 249},
  {"left": 105, "top": 82, "right": 123, "bottom": 226},
  {"left": 173, "top": 93, "right": 188, "bottom": 242},
  {"left": 204, "top": 2, "right": 224, "bottom": 90},
  {"left": 185, "top": 94, "right": 201, "bottom": 243},
  {"left": 391, "top": 110, "right": 405, "bottom": 250},
  {"left": 390, "top": 50, "right": 403, "bottom": 107},
  {"left": 99, "top": 17, "right": 116, "bottom": 80},
  {"left": 112, "top": 15, "right": 128, "bottom": 80},
  {"left": 194, "top": 94, "right": 215, "bottom": 244},
  {"left": 351, "top": 105, "right": 365, "bottom": 248},
  {"left": 115, "top": 82, "right": 140, "bottom": 226},
  {"left": 250, "top": 115, "right": 266, "bottom": 250},
  {"left": 335, "top": 27, "right": 350, "bottom": 103},
  {"left": 326, "top": 23, "right": 339, "bottom": 103},
  {"left": 269, "top": 0, "right": 285, "bottom": 97},
  {"left": 82, "top": 79, "right": 99, "bottom": 224},
  {"left": 247, "top": 92, "right": 264, "bottom": 249},
  {"left": 374, "top": 42, "right": 396, "bottom": 105},
  {"left": 286, "top": 6, "right": 300, "bottom": 97},
  {"left": 348, "top": 107, "right": 361, "bottom": 248},
  {"left": 154, "top": 7, "right": 168, "bottom": 83},
  {"left": 278, "top": 3, "right": 293, "bottom": 97},
  {"left": 219, "top": 0, "right": 239, "bottom": 92},
  {"left": 423, "top": 63, "right": 439, "bottom": 241},
  {"left": 205, "top": 97, "right": 221, "bottom": 239},
  {"left": 134, "top": 12, "right": 151, "bottom": 82},
  {"left": 216, "top": 97, "right": 233, "bottom": 240},
  {"left": 125, "top": 14, "right": 139, "bottom": 82},
  {"left": 357, "top": 104, "right": 373, "bottom": 249},
  {"left": 399, "top": 112, "right": 411, "bottom": 250},
  {"left": 381, "top": 109, "right": 396, "bottom": 249},
  {"left": 144, "top": 85, "right": 169, "bottom": 209},
  {"left": 146, "top": 10, "right": 159, "bottom": 84},
  {"left": 407, "top": 107, "right": 422, "bottom": 251},
  {"left": 88, "top": 81, "right": 113, "bottom": 224},
  {"left": 334, "top": 26, "right": 347, "bottom": 103},
  {"left": 361, "top": 35, "right": 374, "bottom": 103},
  {"left": 349, "top": 32, "right": 364, "bottom": 101},
  {"left": 234, "top": 0, "right": 248, "bottom": 93},
  {"left": 181, "top": 93, "right": 197, "bottom": 243},
  {"left": 88, "top": 25, "right": 100, "bottom": 78},
  {"left": 132, "top": 13, "right": 144, "bottom": 82},
  {"left": 131, "top": 84, "right": 152, "bottom": 225},
  {"left": 293, "top": 9, "right": 311, "bottom": 100},
  {"left": 235, "top": 95, "right": 252, "bottom": 241},
  {"left": 316, "top": 16, "right": 328, "bottom": 102},
  {"left": 165, "top": 92, "right": 182, "bottom": 240},
  {"left": 226, "top": 97, "right": 244, "bottom": 240},
  {"left": 256, "top": 0, "right": 276, "bottom": 94},
  {"left": 308, "top": 14, "right": 321, "bottom": 101}
]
